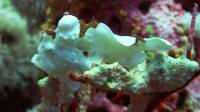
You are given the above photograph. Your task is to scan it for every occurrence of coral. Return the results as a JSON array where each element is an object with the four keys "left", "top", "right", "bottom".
[
  {"left": 0, "top": 0, "right": 39, "bottom": 93},
  {"left": 141, "top": 0, "right": 186, "bottom": 47},
  {"left": 0, "top": 0, "right": 41, "bottom": 111},
  {"left": 31, "top": 14, "right": 199, "bottom": 112}
]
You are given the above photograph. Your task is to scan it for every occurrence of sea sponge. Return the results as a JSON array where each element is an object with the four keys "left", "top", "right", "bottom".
[{"left": 32, "top": 14, "right": 173, "bottom": 76}]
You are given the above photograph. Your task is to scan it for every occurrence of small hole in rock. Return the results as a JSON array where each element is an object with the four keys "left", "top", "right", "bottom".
[
  {"left": 1, "top": 32, "right": 17, "bottom": 46},
  {"left": 87, "top": 107, "right": 108, "bottom": 112},
  {"left": 138, "top": 1, "right": 152, "bottom": 14},
  {"left": 106, "top": 91, "right": 131, "bottom": 106},
  {"left": 83, "top": 51, "right": 89, "bottom": 57}
]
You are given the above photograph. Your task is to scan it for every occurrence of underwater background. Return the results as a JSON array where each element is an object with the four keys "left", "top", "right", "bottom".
[{"left": 0, "top": 0, "right": 200, "bottom": 112}]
